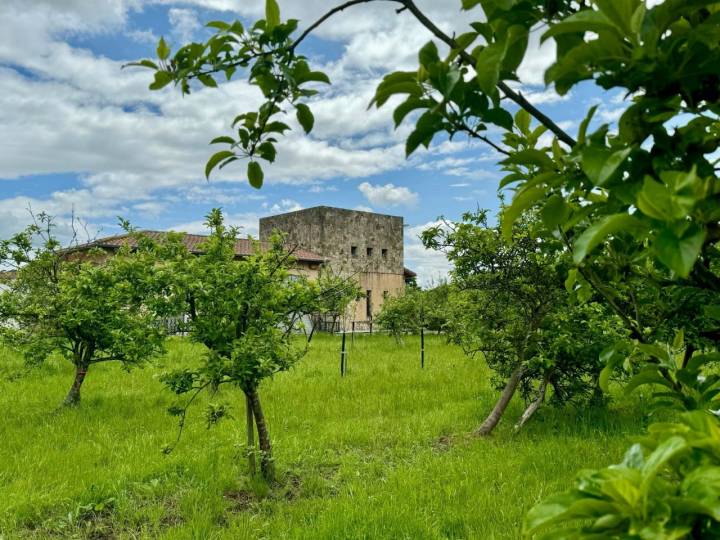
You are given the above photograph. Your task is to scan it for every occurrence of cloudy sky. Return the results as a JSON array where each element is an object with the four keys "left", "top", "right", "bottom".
[{"left": 0, "top": 0, "right": 623, "bottom": 283}]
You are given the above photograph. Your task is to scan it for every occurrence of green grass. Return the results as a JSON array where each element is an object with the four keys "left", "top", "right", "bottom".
[{"left": 0, "top": 334, "right": 651, "bottom": 539}]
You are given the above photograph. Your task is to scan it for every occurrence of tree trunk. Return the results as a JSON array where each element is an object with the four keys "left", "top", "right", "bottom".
[
  {"left": 245, "top": 393, "right": 257, "bottom": 477},
  {"left": 63, "top": 363, "right": 88, "bottom": 406},
  {"left": 513, "top": 376, "right": 548, "bottom": 432},
  {"left": 248, "top": 387, "right": 275, "bottom": 482},
  {"left": 475, "top": 365, "right": 526, "bottom": 436}
]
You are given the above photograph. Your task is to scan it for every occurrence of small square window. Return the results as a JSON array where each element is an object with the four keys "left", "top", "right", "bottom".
[
  {"left": 381, "top": 248, "right": 388, "bottom": 259},
  {"left": 366, "top": 247, "right": 373, "bottom": 257},
  {"left": 351, "top": 246, "right": 357, "bottom": 257}
]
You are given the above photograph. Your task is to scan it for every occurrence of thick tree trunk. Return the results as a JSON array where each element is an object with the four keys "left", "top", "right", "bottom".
[
  {"left": 248, "top": 387, "right": 275, "bottom": 482},
  {"left": 475, "top": 365, "right": 526, "bottom": 436},
  {"left": 513, "top": 376, "right": 548, "bottom": 432},
  {"left": 245, "top": 393, "right": 257, "bottom": 477},
  {"left": 63, "top": 363, "right": 88, "bottom": 406}
]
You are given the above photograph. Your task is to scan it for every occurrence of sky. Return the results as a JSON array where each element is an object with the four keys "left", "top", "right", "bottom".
[{"left": 0, "top": 0, "right": 625, "bottom": 284}]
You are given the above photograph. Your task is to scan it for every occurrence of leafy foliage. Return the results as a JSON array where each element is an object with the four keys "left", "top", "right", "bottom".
[
  {"left": 126, "top": 2, "right": 329, "bottom": 187},
  {"left": 423, "top": 210, "right": 624, "bottom": 432},
  {"left": 375, "top": 283, "right": 449, "bottom": 342},
  {"left": 0, "top": 215, "right": 175, "bottom": 406},
  {"left": 159, "top": 209, "right": 324, "bottom": 481},
  {"left": 524, "top": 411, "right": 720, "bottom": 539}
]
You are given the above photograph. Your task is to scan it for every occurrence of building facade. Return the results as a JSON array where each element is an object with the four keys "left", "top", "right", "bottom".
[{"left": 260, "top": 206, "right": 412, "bottom": 321}]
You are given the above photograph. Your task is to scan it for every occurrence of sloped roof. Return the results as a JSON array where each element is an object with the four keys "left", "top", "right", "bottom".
[
  {"left": 77, "top": 231, "right": 326, "bottom": 263},
  {"left": 403, "top": 267, "right": 417, "bottom": 278}
]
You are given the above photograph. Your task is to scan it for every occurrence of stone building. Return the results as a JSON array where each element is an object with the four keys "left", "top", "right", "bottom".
[{"left": 260, "top": 206, "right": 415, "bottom": 321}]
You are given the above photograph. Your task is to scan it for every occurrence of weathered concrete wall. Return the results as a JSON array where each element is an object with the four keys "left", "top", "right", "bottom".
[{"left": 260, "top": 206, "right": 406, "bottom": 318}]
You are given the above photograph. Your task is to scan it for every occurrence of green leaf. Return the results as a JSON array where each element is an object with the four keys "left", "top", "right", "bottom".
[
  {"left": 393, "top": 98, "right": 431, "bottom": 128},
  {"left": 637, "top": 175, "right": 696, "bottom": 221},
  {"left": 149, "top": 71, "right": 172, "bottom": 90},
  {"left": 205, "top": 150, "right": 236, "bottom": 179},
  {"left": 156, "top": 37, "right": 170, "bottom": 60},
  {"left": 197, "top": 74, "right": 218, "bottom": 88},
  {"left": 418, "top": 41, "right": 439, "bottom": 67},
  {"left": 577, "top": 105, "right": 598, "bottom": 145},
  {"left": 654, "top": 224, "right": 705, "bottom": 277},
  {"left": 502, "top": 25, "right": 529, "bottom": 73},
  {"left": 461, "top": 0, "right": 482, "bottom": 9},
  {"left": 210, "top": 136, "right": 235, "bottom": 145},
  {"left": 573, "top": 214, "right": 643, "bottom": 264},
  {"left": 474, "top": 37, "right": 508, "bottom": 94},
  {"left": 372, "top": 82, "right": 423, "bottom": 108},
  {"left": 484, "top": 108, "right": 513, "bottom": 131},
  {"left": 598, "top": 343, "right": 625, "bottom": 392},
  {"left": 524, "top": 492, "right": 581, "bottom": 534},
  {"left": 265, "top": 0, "right": 281, "bottom": 30},
  {"left": 625, "top": 367, "right": 675, "bottom": 394},
  {"left": 641, "top": 436, "right": 687, "bottom": 492},
  {"left": 247, "top": 161, "right": 264, "bottom": 189},
  {"left": 564, "top": 268, "right": 578, "bottom": 293},
  {"left": 514, "top": 109, "right": 531, "bottom": 135},
  {"left": 123, "top": 59, "right": 158, "bottom": 70},
  {"left": 630, "top": 2, "right": 646, "bottom": 35},
  {"left": 296, "top": 103, "right": 314, "bottom": 134},
  {"left": 304, "top": 71, "right": 331, "bottom": 85},
  {"left": 540, "top": 195, "right": 570, "bottom": 229},
  {"left": 686, "top": 352, "right": 720, "bottom": 374},
  {"left": 257, "top": 142, "right": 276, "bottom": 163},
  {"left": 206, "top": 21, "right": 231, "bottom": 31},
  {"left": 542, "top": 10, "right": 622, "bottom": 43},
  {"left": 581, "top": 146, "right": 632, "bottom": 186},
  {"left": 501, "top": 186, "right": 547, "bottom": 241},
  {"left": 502, "top": 149, "right": 555, "bottom": 171},
  {"left": 594, "top": 0, "right": 640, "bottom": 37},
  {"left": 405, "top": 127, "right": 435, "bottom": 157}
]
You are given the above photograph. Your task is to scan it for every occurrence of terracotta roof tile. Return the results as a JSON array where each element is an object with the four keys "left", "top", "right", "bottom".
[{"left": 80, "top": 231, "right": 325, "bottom": 263}]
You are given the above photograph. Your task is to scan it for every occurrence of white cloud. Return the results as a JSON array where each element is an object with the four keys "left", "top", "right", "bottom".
[
  {"left": 264, "top": 198, "right": 303, "bottom": 214},
  {"left": 169, "top": 8, "right": 200, "bottom": 44},
  {"left": 358, "top": 182, "right": 418, "bottom": 208},
  {"left": 404, "top": 221, "right": 451, "bottom": 285}
]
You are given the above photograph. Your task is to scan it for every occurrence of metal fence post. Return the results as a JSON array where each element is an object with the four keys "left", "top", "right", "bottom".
[
  {"left": 421, "top": 327, "right": 425, "bottom": 369},
  {"left": 340, "top": 331, "right": 347, "bottom": 376}
]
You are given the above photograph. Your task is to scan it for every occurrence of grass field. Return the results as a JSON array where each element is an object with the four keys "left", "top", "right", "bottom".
[{"left": 0, "top": 334, "right": 651, "bottom": 539}]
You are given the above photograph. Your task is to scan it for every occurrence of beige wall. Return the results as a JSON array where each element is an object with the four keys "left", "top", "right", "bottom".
[
  {"left": 350, "top": 271, "right": 405, "bottom": 321},
  {"left": 289, "top": 262, "right": 321, "bottom": 280}
]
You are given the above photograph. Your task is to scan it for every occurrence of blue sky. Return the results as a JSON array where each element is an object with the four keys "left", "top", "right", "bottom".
[{"left": 0, "top": 1, "right": 624, "bottom": 282}]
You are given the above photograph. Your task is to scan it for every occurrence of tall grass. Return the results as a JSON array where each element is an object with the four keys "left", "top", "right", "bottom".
[{"left": 0, "top": 335, "right": 649, "bottom": 538}]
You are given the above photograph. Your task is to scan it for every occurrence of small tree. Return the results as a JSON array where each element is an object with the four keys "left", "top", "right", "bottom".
[
  {"left": 423, "top": 210, "right": 624, "bottom": 434},
  {"left": 375, "top": 284, "right": 449, "bottom": 343},
  {"left": 162, "top": 209, "right": 322, "bottom": 482},
  {"left": 312, "top": 267, "right": 362, "bottom": 335},
  {"left": 0, "top": 216, "right": 172, "bottom": 406}
]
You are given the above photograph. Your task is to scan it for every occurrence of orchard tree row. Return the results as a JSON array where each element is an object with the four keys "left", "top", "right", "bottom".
[
  {"left": 0, "top": 209, "right": 358, "bottom": 481},
  {"left": 130, "top": 0, "right": 720, "bottom": 535}
]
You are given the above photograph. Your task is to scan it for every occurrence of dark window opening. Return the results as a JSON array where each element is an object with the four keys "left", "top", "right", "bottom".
[
  {"left": 351, "top": 245, "right": 357, "bottom": 257},
  {"left": 366, "top": 290, "right": 372, "bottom": 318},
  {"left": 381, "top": 248, "right": 388, "bottom": 259},
  {"left": 382, "top": 290, "right": 389, "bottom": 299},
  {"left": 367, "top": 247, "right": 373, "bottom": 257}
]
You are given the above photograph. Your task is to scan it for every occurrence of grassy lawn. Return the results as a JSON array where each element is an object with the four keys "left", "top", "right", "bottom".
[{"left": 0, "top": 334, "right": 650, "bottom": 539}]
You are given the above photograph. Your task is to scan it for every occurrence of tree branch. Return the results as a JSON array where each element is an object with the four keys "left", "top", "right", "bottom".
[
  {"left": 398, "top": 0, "right": 577, "bottom": 147},
  {"left": 290, "top": 0, "right": 402, "bottom": 53}
]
